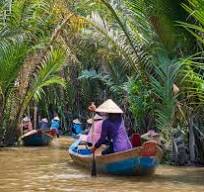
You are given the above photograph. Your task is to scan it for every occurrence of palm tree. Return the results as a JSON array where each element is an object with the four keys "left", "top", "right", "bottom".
[
  {"left": 79, "top": 0, "right": 204, "bottom": 140},
  {"left": 176, "top": 0, "right": 204, "bottom": 163},
  {"left": 0, "top": 0, "right": 85, "bottom": 145}
]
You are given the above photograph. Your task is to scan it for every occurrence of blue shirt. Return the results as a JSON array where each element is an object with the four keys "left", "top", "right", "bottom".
[
  {"left": 51, "top": 119, "right": 60, "bottom": 130},
  {"left": 72, "top": 124, "right": 82, "bottom": 135}
]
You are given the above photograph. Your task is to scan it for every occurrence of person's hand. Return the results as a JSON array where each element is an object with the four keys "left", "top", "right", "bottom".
[
  {"left": 88, "top": 102, "right": 96, "bottom": 112},
  {"left": 91, "top": 146, "right": 97, "bottom": 153}
]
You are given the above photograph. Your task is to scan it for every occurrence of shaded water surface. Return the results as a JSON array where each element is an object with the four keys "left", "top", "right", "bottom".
[{"left": 0, "top": 138, "right": 204, "bottom": 192}]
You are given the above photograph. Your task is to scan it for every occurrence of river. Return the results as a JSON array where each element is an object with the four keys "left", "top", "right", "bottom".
[{"left": 0, "top": 137, "right": 204, "bottom": 192}]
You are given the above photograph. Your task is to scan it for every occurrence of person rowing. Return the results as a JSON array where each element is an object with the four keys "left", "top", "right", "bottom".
[{"left": 92, "top": 99, "right": 132, "bottom": 155}]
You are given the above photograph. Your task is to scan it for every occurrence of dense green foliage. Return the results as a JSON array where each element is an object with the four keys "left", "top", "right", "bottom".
[{"left": 0, "top": 0, "right": 204, "bottom": 164}]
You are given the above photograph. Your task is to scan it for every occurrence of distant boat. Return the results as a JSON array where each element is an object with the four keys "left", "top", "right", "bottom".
[
  {"left": 69, "top": 140, "right": 163, "bottom": 176},
  {"left": 21, "top": 130, "right": 53, "bottom": 146}
]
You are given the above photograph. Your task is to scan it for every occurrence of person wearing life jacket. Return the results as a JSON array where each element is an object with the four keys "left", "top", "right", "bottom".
[{"left": 92, "top": 99, "right": 132, "bottom": 155}]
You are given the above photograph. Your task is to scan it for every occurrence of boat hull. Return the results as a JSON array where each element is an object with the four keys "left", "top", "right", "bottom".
[
  {"left": 22, "top": 130, "right": 53, "bottom": 146},
  {"left": 69, "top": 140, "right": 162, "bottom": 176}
]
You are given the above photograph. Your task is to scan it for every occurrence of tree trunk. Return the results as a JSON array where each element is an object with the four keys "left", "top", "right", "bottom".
[
  {"left": 188, "top": 114, "right": 195, "bottom": 163},
  {"left": 33, "top": 104, "right": 38, "bottom": 130}
]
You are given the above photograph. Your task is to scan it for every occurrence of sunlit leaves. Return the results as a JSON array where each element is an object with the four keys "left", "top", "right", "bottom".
[{"left": 31, "top": 48, "right": 66, "bottom": 101}]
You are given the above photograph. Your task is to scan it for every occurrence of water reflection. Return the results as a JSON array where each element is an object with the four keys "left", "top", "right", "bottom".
[{"left": 0, "top": 138, "right": 204, "bottom": 192}]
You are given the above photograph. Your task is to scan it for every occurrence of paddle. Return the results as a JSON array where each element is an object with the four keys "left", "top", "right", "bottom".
[
  {"left": 88, "top": 102, "right": 97, "bottom": 176},
  {"left": 91, "top": 146, "right": 97, "bottom": 176}
]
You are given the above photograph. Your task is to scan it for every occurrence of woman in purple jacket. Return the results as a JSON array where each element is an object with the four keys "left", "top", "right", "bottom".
[{"left": 93, "top": 99, "right": 132, "bottom": 155}]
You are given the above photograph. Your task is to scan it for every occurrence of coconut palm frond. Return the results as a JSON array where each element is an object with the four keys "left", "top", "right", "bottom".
[
  {"left": 179, "top": 0, "right": 204, "bottom": 45},
  {"left": 149, "top": 51, "right": 182, "bottom": 132},
  {"left": 87, "top": 12, "right": 143, "bottom": 73},
  {"left": 0, "top": 41, "right": 28, "bottom": 97},
  {"left": 179, "top": 55, "right": 204, "bottom": 105},
  {"left": 30, "top": 48, "right": 66, "bottom": 102}
]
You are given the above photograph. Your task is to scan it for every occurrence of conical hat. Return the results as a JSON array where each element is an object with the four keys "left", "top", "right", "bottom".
[
  {"left": 54, "top": 116, "right": 60, "bottom": 121},
  {"left": 141, "top": 130, "right": 159, "bottom": 140},
  {"left": 73, "top": 118, "right": 81, "bottom": 124},
  {"left": 86, "top": 114, "right": 103, "bottom": 124},
  {"left": 23, "top": 116, "right": 31, "bottom": 122},
  {"left": 41, "top": 118, "right": 48, "bottom": 123},
  {"left": 95, "top": 99, "right": 123, "bottom": 114}
]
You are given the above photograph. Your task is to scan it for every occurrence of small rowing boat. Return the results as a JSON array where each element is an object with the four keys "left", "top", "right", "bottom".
[
  {"left": 68, "top": 140, "right": 163, "bottom": 176},
  {"left": 21, "top": 130, "right": 53, "bottom": 146}
]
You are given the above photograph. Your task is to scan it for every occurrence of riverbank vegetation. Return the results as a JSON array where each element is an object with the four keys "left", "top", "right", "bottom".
[{"left": 0, "top": 0, "right": 204, "bottom": 165}]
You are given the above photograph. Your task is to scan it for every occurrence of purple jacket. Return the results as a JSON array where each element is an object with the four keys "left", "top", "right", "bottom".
[{"left": 95, "top": 116, "right": 132, "bottom": 152}]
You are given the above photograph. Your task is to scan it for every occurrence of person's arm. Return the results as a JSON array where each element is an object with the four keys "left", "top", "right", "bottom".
[{"left": 94, "top": 121, "right": 108, "bottom": 149}]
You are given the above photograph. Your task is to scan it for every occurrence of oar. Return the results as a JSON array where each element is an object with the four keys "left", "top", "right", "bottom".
[
  {"left": 91, "top": 146, "right": 97, "bottom": 176},
  {"left": 89, "top": 102, "right": 97, "bottom": 176}
]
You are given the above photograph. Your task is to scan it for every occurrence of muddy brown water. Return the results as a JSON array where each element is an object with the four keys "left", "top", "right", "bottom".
[{"left": 0, "top": 137, "right": 204, "bottom": 192}]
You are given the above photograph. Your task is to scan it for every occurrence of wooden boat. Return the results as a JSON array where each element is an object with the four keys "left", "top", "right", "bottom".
[
  {"left": 69, "top": 140, "right": 163, "bottom": 176},
  {"left": 21, "top": 130, "right": 53, "bottom": 146}
]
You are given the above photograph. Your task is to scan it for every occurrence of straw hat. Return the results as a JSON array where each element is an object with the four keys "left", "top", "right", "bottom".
[
  {"left": 141, "top": 130, "right": 160, "bottom": 140},
  {"left": 73, "top": 118, "right": 81, "bottom": 124},
  {"left": 54, "top": 116, "right": 60, "bottom": 121},
  {"left": 95, "top": 99, "right": 123, "bottom": 114},
  {"left": 41, "top": 118, "right": 48, "bottom": 123},
  {"left": 23, "top": 116, "right": 31, "bottom": 122},
  {"left": 86, "top": 114, "right": 103, "bottom": 124}
]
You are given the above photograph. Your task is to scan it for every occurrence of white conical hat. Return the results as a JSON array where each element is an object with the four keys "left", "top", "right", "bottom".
[
  {"left": 86, "top": 114, "right": 103, "bottom": 124},
  {"left": 23, "top": 116, "right": 31, "bottom": 122},
  {"left": 54, "top": 116, "right": 60, "bottom": 121},
  {"left": 41, "top": 118, "right": 48, "bottom": 123},
  {"left": 73, "top": 118, "right": 81, "bottom": 124},
  {"left": 95, "top": 99, "right": 123, "bottom": 114}
]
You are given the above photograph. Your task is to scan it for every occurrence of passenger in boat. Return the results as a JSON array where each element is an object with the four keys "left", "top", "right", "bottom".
[
  {"left": 80, "top": 113, "right": 105, "bottom": 146},
  {"left": 92, "top": 99, "right": 132, "bottom": 155},
  {"left": 22, "top": 116, "right": 33, "bottom": 134},
  {"left": 84, "top": 118, "right": 92, "bottom": 134},
  {"left": 50, "top": 114, "right": 60, "bottom": 137},
  {"left": 39, "top": 118, "right": 49, "bottom": 131},
  {"left": 141, "top": 129, "right": 161, "bottom": 143},
  {"left": 72, "top": 119, "right": 82, "bottom": 137},
  {"left": 141, "top": 129, "right": 166, "bottom": 150}
]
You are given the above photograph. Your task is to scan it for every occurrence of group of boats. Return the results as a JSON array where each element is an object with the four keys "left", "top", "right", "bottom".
[{"left": 21, "top": 130, "right": 163, "bottom": 176}]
